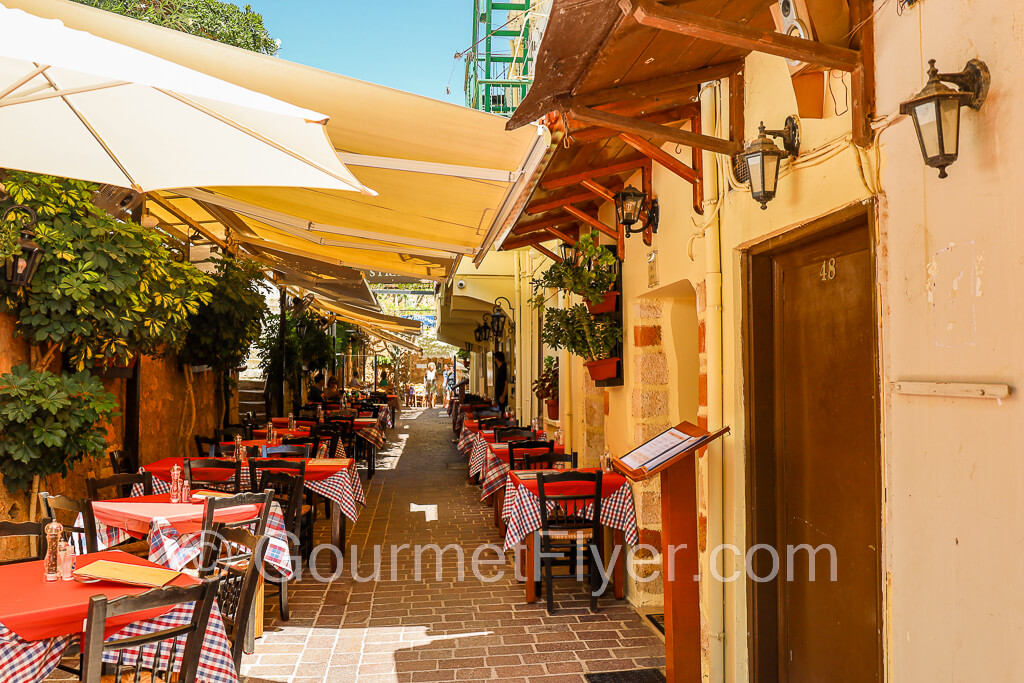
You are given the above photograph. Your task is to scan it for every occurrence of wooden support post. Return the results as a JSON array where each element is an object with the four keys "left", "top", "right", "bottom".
[
  {"left": 545, "top": 226, "right": 577, "bottom": 245},
  {"left": 849, "top": 0, "right": 875, "bottom": 147},
  {"left": 567, "top": 106, "right": 741, "bottom": 157},
  {"left": 534, "top": 244, "right": 561, "bottom": 263},
  {"left": 619, "top": 132, "right": 699, "bottom": 183},
  {"left": 690, "top": 115, "right": 705, "bottom": 216},
  {"left": 579, "top": 179, "right": 617, "bottom": 203},
  {"left": 628, "top": 0, "right": 861, "bottom": 72},
  {"left": 542, "top": 156, "right": 649, "bottom": 190},
  {"left": 642, "top": 160, "right": 654, "bottom": 246},
  {"left": 730, "top": 69, "right": 745, "bottom": 145},
  {"left": 660, "top": 453, "right": 701, "bottom": 683}
]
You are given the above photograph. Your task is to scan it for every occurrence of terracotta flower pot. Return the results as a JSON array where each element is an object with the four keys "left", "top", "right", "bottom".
[
  {"left": 545, "top": 398, "right": 559, "bottom": 420},
  {"left": 585, "top": 290, "right": 619, "bottom": 315},
  {"left": 584, "top": 357, "right": 619, "bottom": 381}
]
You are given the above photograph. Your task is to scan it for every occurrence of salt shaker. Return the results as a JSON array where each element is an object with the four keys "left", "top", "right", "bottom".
[
  {"left": 59, "top": 540, "right": 76, "bottom": 581},
  {"left": 169, "top": 464, "right": 182, "bottom": 503},
  {"left": 180, "top": 477, "right": 191, "bottom": 502},
  {"left": 43, "top": 521, "right": 62, "bottom": 582}
]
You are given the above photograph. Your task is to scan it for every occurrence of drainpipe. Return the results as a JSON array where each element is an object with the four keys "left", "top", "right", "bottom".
[
  {"left": 512, "top": 251, "right": 523, "bottom": 418},
  {"left": 701, "top": 81, "right": 726, "bottom": 681}
]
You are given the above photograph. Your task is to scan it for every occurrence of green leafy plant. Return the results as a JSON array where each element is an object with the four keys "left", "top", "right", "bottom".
[
  {"left": 71, "top": 0, "right": 279, "bottom": 54},
  {"left": 178, "top": 256, "right": 269, "bottom": 426},
  {"left": 0, "top": 172, "right": 214, "bottom": 370},
  {"left": 0, "top": 364, "right": 119, "bottom": 492},
  {"left": 532, "top": 356, "right": 559, "bottom": 401},
  {"left": 530, "top": 230, "right": 619, "bottom": 309},
  {"left": 257, "top": 310, "right": 342, "bottom": 408},
  {"left": 541, "top": 305, "right": 621, "bottom": 363}
]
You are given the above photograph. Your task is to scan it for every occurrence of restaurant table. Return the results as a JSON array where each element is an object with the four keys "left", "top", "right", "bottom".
[
  {"left": 479, "top": 442, "right": 566, "bottom": 531},
  {"left": 0, "top": 549, "right": 236, "bottom": 683},
  {"left": 84, "top": 493, "right": 292, "bottom": 576},
  {"left": 501, "top": 469, "right": 638, "bottom": 603},
  {"left": 468, "top": 431, "right": 549, "bottom": 482},
  {"left": 137, "top": 457, "right": 365, "bottom": 570}
]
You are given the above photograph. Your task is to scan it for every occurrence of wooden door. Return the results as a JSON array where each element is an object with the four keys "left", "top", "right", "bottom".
[{"left": 746, "top": 212, "right": 881, "bottom": 683}]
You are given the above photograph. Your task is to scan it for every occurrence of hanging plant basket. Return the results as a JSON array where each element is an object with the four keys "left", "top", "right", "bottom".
[
  {"left": 585, "top": 291, "right": 619, "bottom": 315},
  {"left": 545, "top": 398, "right": 559, "bottom": 420},
  {"left": 584, "top": 357, "right": 619, "bottom": 381}
]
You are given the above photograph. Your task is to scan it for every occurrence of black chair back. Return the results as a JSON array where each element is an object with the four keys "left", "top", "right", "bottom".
[
  {"left": 81, "top": 578, "right": 220, "bottom": 683},
  {"left": 311, "top": 423, "right": 343, "bottom": 457},
  {"left": 0, "top": 518, "right": 51, "bottom": 565},
  {"left": 194, "top": 435, "right": 219, "bottom": 458},
  {"left": 260, "top": 444, "right": 310, "bottom": 458},
  {"left": 200, "top": 526, "right": 269, "bottom": 669},
  {"left": 524, "top": 450, "right": 575, "bottom": 470},
  {"left": 199, "top": 492, "right": 272, "bottom": 572},
  {"left": 87, "top": 472, "right": 154, "bottom": 500},
  {"left": 494, "top": 427, "right": 535, "bottom": 443},
  {"left": 108, "top": 449, "right": 134, "bottom": 475},
  {"left": 507, "top": 440, "right": 555, "bottom": 470},
  {"left": 184, "top": 458, "right": 242, "bottom": 494},
  {"left": 38, "top": 492, "right": 98, "bottom": 554}
]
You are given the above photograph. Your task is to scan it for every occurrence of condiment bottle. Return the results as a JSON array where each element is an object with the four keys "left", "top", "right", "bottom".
[
  {"left": 44, "top": 521, "right": 62, "bottom": 582},
  {"left": 554, "top": 426, "right": 563, "bottom": 447},
  {"left": 169, "top": 464, "right": 182, "bottom": 503},
  {"left": 59, "top": 540, "right": 76, "bottom": 581},
  {"left": 180, "top": 477, "right": 191, "bottom": 502},
  {"left": 288, "top": 412, "right": 295, "bottom": 430},
  {"left": 234, "top": 434, "right": 245, "bottom": 462}
]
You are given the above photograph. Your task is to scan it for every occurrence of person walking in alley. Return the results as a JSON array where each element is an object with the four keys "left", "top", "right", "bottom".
[
  {"left": 493, "top": 352, "right": 508, "bottom": 414},
  {"left": 425, "top": 361, "right": 437, "bottom": 408},
  {"left": 442, "top": 362, "right": 453, "bottom": 408}
]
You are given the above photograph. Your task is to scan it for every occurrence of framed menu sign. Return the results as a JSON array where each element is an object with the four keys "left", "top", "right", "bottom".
[{"left": 611, "top": 421, "right": 730, "bottom": 482}]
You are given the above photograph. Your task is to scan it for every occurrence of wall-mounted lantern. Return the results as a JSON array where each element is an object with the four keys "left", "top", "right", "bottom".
[
  {"left": 900, "top": 59, "right": 990, "bottom": 178},
  {"left": 491, "top": 296, "right": 515, "bottom": 340},
  {"left": 2, "top": 205, "right": 43, "bottom": 288},
  {"left": 740, "top": 117, "right": 801, "bottom": 210},
  {"left": 613, "top": 186, "right": 659, "bottom": 238}
]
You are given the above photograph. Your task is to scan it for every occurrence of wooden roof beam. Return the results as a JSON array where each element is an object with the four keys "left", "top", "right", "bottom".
[
  {"left": 568, "top": 106, "right": 698, "bottom": 144},
  {"left": 534, "top": 244, "right": 562, "bottom": 263},
  {"left": 502, "top": 227, "right": 579, "bottom": 251},
  {"left": 567, "top": 105, "right": 741, "bottom": 156},
  {"left": 626, "top": 0, "right": 862, "bottom": 73},
  {"left": 619, "top": 132, "right": 699, "bottom": 184},
  {"left": 542, "top": 156, "right": 648, "bottom": 191},
  {"left": 526, "top": 182, "right": 623, "bottom": 214},
  {"left": 546, "top": 226, "right": 577, "bottom": 245},
  {"left": 512, "top": 214, "right": 579, "bottom": 235},
  {"left": 579, "top": 179, "right": 617, "bottom": 203},
  {"left": 563, "top": 205, "right": 619, "bottom": 241},
  {"left": 574, "top": 60, "right": 744, "bottom": 108}
]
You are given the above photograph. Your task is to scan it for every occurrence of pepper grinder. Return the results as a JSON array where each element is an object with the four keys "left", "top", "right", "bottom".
[{"left": 43, "top": 521, "right": 63, "bottom": 582}]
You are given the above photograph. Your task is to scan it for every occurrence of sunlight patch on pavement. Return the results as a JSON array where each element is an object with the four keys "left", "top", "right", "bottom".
[{"left": 410, "top": 503, "right": 438, "bottom": 521}]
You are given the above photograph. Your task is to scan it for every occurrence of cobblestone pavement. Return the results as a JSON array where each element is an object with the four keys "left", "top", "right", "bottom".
[{"left": 53, "top": 406, "right": 666, "bottom": 682}]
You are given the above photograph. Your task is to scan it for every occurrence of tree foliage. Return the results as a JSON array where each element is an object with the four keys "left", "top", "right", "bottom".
[
  {"left": 530, "top": 230, "right": 619, "bottom": 309},
  {"left": 179, "top": 256, "right": 268, "bottom": 373},
  {"left": 0, "top": 172, "right": 213, "bottom": 369},
  {"left": 0, "top": 364, "right": 119, "bottom": 492},
  {"left": 70, "top": 0, "right": 279, "bottom": 54}
]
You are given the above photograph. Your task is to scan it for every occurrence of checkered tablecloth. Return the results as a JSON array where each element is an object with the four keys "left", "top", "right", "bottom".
[
  {"left": 376, "top": 404, "right": 393, "bottom": 429},
  {"left": 356, "top": 423, "right": 386, "bottom": 450},
  {"left": 0, "top": 602, "right": 236, "bottom": 683},
  {"left": 468, "top": 434, "right": 489, "bottom": 477},
  {"left": 502, "top": 477, "right": 639, "bottom": 551},
  {"left": 147, "top": 503, "right": 293, "bottom": 578},
  {"left": 78, "top": 500, "right": 293, "bottom": 579},
  {"left": 458, "top": 425, "right": 477, "bottom": 455},
  {"left": 138, "top": 461, "right": 363, "bottom": 523},
  {"left": 480, "top": 455, "right": 510, "bottom": 499}
]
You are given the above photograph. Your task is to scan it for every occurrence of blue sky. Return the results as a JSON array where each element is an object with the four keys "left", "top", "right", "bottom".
[{"left": 244, "top": 1, "right": 468, "bottom": 106}]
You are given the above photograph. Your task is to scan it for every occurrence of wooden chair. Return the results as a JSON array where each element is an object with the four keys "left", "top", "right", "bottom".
[
  {"left": 38, "top": 492, "right": 98, "bottom": 554},
  {"left": 310, "top": 424, "right": 342, "bottom": 458},
  {"left": 199, "top": 525, "right": 268, "bottom": 669},
  {"left": 282, "top": 435, "right": 321, "bottom": 456},
  {"left": 216, "top": 424, "right": 252, "bottom": 442},
  {"left": 184, "top": 458, "right": 242, "bottom": 494},
  {"left": 259, "top": 444, "right": 310, "bottom": 459},
  {"left": 0, "top": 518, "right": 51, "bottom": 565},
  {"left": 536, "top": 470, "right": 605, "bottom": 613},
  {"left": 108, "top": 449, "right": 134, "bottom": 475},
  {"left": 87, "top": 472, "right": 154, "bottom": 500},
  {"left": 200, "top": 491, "right": 272, "bottom": 542},
  {"left": 507, "top": 441, "right": 555, "bottom": 470},
  {"left": 80, "top": 579, "right": 221, "bottom": 683},
  {"left": 493, "top": 427, "right": 535, "bottom": 443},
  {"left": 250, "top": 463, "right": 309, "bottom": 620},
  {"left": 193, "top": 435, "right": 219, "bottom": 458},
  {"left": 524, "top": 450, "right": 576, "bottom": 470}
]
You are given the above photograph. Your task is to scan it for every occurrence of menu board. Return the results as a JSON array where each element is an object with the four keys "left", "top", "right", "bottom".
[{"left": 613, "top": 421, "right": 730, "bottom": 481}]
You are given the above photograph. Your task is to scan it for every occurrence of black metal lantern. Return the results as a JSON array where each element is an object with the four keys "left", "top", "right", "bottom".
[
  {"left": 613, "top": 185, "right": 660, "bottom": 239},
  {"left": 900, "top": 59, "right": 990, "bottom": 179},
  {"left": 2, "top": 205, "right": 42, "bottom": 288},
  {"left": 558, "top": 241, "right": 578, "bottom": 266},
  {"left": 491, "top": 296, "right": 514, "bottom": 340},
  {"left": 740, "top": 117, "right": 800, "bottom": 210}
]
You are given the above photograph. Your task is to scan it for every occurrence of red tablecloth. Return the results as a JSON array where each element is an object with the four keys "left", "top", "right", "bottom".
[
  {"left": 502, "top": 469, "right": 639, "bottom": 551},
  {"left": 91, "top": 493, "right": 264, "bottom": 536},
  {"left": 143, "top": 456, "right": 350, "bottom": 483},
  {"left": 480, "top": 443, "right": 565, "bottom": 499},
  {"left": 0, "top": 550, "right": 196, "bottom": 642},
  {"left": 270, "top": 418, "right": 315, "bottom": 428}
]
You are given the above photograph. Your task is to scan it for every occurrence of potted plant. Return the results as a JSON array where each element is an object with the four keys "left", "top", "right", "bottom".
[
  {"left": 457, "top": 348, "right": 471, "bottom": 369},
  {"left": 541, "top": 305, "right": 622, "bottom": 381},
  {"left": 532, "top": 356, "right": 559, "bottom": 419},
  {"left": 529, "top": 230, "right": 619, "bottom": 313}
]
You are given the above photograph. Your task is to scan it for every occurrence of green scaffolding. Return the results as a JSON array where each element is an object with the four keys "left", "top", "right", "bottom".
[{"left": 465, "top": 0, "right": 536, "bottom": 116}]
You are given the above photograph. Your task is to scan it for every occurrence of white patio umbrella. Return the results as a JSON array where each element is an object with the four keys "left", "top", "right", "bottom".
[{"left": 0, "top": 3, "right": 372, "bottom": 194}]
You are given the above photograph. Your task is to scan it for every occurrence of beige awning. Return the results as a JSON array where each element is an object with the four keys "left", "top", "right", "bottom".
[
  {"left": 10, "top": 0, "right": 550, "bottom": 281},
  {"left": 314, "top": 298, "right": 421, "bottom": 336}
]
